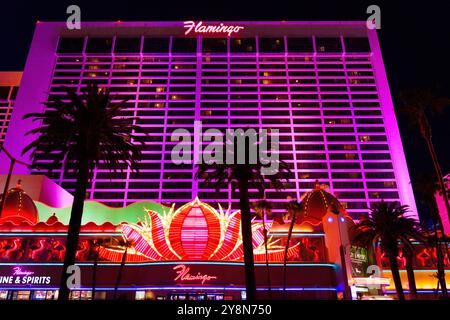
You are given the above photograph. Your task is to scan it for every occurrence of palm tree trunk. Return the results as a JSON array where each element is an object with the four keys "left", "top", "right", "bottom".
[
  {"left": 114, "top": 247, "right": 128, "bottom": 300},
  {"left": 238, "top": 179, "right": 256, "bottom": 301},
  {"left": 430, "top": 210, "right": 449, "bottom": 298},
  {"left": 58, "top": 158, "right": 90, "bottom": 300},
  {"left": 283, "top": 211, "right": 296, "bottom": 297},
  {"left": 405, "top": 248, "right": 417, "bottom": 299},
  {"left": 425, "top": 137, "right": 449, "bottom": 298},
  {"left": 388, "top": 250, "right": 405, "bottom": 300},
  {"left": 92, "top": 246, "right": 98, "bottom": 300},
  {"left": 261, "top": 211, "right": 271, "bottom": 298}
]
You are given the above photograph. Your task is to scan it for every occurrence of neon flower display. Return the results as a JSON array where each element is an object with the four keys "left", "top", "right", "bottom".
[{"left": 99, "top": 198, "right": 299, "bottom": 262}]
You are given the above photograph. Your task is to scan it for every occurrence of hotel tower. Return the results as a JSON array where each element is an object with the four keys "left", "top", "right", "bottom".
[{"left": 0, "top": 21, "right": 417, "bottom": 219}]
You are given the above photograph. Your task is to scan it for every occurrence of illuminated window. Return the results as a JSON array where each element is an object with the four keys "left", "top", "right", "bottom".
[
  {"left": 359, "top": 135, "right": 371, "bottom": 142},
  {"left": 0, "top": 290, "right": 8, "bottom": 300},
  {"left": 135, "top": 291, "right": 145, "bottom": 300}
]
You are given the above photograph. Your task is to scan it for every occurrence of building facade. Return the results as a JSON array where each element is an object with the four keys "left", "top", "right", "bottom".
[
  {"left": 0, "top": 21, "right": 448, "bottom": 301},
  {"left": 1, "top": 21, "right": 418, "bottom": 219}
]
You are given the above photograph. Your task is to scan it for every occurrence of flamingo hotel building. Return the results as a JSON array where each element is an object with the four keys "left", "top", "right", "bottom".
[{"left": 0, "top": 21, "right": 446, "bottom": 301}]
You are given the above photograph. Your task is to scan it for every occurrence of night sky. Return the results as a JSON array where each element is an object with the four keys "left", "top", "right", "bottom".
[{"left": 0, "top": 0, "right": 449, "bottom": 222}]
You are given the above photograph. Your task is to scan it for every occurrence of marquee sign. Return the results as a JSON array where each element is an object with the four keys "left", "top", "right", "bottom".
[{"left": 184, "top": 21, "right": 244, "bottom": 37}]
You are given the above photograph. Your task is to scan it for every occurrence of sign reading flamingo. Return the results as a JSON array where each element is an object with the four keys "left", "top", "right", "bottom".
[{"left": 173, "top": 264, "right": 218, "bottom": 284}]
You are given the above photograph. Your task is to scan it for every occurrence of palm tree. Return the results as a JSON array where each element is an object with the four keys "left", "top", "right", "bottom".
[
  {"left": 89, "top": 239, "right": 104, "bottom": 300},
  {"left": 282, "top": 199, "right": 303, "bottom": 295},
  {"left": 413, "top": 172, "right": 449, "bottom": 298},
  {"left": 197, "top": 133, "right": 290, "bottom": 301},
  {"left": 399, "top": 89, "right": 450, "bottom": 223},
  {"left": 353, "top": 201, "right": 428, "bottom": 300},
  {"left": 89, "top": 240, "right": 98, "bottom": 300},
  {"left": 403, "top": 246, "right": 418, "bottom": 299},
  {"left": 253, "top": 199, "right": 273, "bottom": 297},
  {"left": 113, "top": 239, "right": 132, "bottom": 300},
  {"left": 22, "top": 84, "right": 144, "bottom": 300}
]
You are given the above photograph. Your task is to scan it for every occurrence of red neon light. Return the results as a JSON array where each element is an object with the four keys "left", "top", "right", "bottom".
[{"left": 101, "top": 198, "right": 299, "bottom": 262}]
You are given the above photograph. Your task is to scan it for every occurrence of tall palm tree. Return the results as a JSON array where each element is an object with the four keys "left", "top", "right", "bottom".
[
  {"left": 399, "top": 89, "right": 450, "bottom": 223},
  {"left": 22, "top": 84, "right": 144, "bottom": 300},
  {"left": 353, "top": 201, "right": 428, "bottom": 300},
  {"left": 253, "top": 199, "right": 273, "bottom": 297},
  {"left": 89, "top": 240, "right": 99, "bottom": 300},
  {"left": 403, "top": 246, "right": 418, "bottom": 299},
  {"left": 282, "top": 199, "right": 303, "bottom": 295},
  {"left": 413, "top": 172, "right": 448, "bottom": 298},
  {"left": 197, "top": 133, "right": 290, "bottom": 301},
  {"left": 113, "top": 239, "right": 132, "bottom": 300}
]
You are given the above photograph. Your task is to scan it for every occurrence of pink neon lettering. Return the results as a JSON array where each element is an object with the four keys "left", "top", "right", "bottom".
[
  {"left": 184, "top": 21, "right": 244, "bottom": 36},
  {"left": 173, "top": 264, "right": 217, "bottom": 284},
  {"left": 13, "top": 267, "right": 34, "bottom": 276}
]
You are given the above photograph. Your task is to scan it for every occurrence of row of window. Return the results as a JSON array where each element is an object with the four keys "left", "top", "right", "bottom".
[{"left": 57, "top": 37, "right": 371, "bottom": 54}]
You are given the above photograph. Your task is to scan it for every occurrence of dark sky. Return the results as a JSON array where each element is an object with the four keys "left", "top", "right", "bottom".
[{"left": 0, "top": 0, "right": 449, "bottom": 222}]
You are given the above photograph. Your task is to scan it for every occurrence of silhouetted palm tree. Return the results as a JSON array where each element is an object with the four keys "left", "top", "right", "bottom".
[
  {"left": 89, "top": 239, "right": 100, "bottom": 300},
  {"left": 113, "top": 239, "right": 132, "bottom": 300},
  {"left": 353, "top": 201, "right": 428, "bottom": 300},
  {"left": 403, "top": 246, "right": 418, "bottom": 299},
  {"left": 282, "top": 199, "right": 303, "bottom": 295},
  {"left": 22, "top": 84, "right": 144, "bottom": 300},
  {"left": 399, "top": 89, "right": 450, "bottom": 223},
  {"left": 197, "top": 132, "right": 290, "bottom": 301},
  {"left": 413, "top": 172, "right": 448, "bottom": 298},
  {"left": 253, "top": 199, "right": 273, "bottom": 297}
]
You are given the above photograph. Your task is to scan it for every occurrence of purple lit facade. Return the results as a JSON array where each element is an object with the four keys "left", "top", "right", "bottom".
[{"left": 0, "top": 21, "right": 418, "bottom": 219}]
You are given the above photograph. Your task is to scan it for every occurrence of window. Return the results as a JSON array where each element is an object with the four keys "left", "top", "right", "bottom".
[
  {"left": 0, "top": 290, "right": 8, "bottom": 300},
  {"left": 202, "top": 38, "right": 227, "bottom": 53},
  {"left": 259, "top": 37, "right": 284, "bottom": 52},
  {"left": 135, "top": 291, "right": 145, "bottom": 300},
  {"left": 287, "top": 37, "right": 314, "bottom": 52},
  {"left": 10, "top": 86, "right": 19, "bottom": 100},
  {"left": 230, "top": 38, "right": 256, "bottom": 53},
  {"left": 143, "top": 37, "right": 170, "bottom": 53},
  {"left": 86, "top": 38, "right": 113, "bottom": 53},
  {"left": 114, "top": 37, "right": 141, "bottom": 53},
  {"left": 57, "top": 37, "right": 85, "bottom": 53},
  {"left": 0, "top": 87, "right": 9, "bottom": 99},
  {"left": 344, "top": 37, "right": 371, "bottom": 52},
  {"left": 315, "top": 37, "right": 342, "bottom": 52},
  {"left": 172, "top": 38, "right": 197, "bottom": 53}
]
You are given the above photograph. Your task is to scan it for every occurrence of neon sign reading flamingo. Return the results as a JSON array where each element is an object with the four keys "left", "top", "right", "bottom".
[
  {"left": 173, "top": 264, "right": 217, "bottom": 284},
  {"left": 183, "top": 21, "right": 244, "bottom": 37}
]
